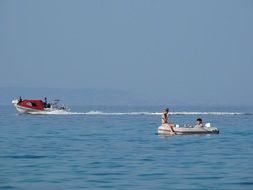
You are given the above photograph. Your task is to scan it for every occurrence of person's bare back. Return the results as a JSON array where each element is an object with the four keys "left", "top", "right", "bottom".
[
  {"left": 162, "top": 112, "right": 168, "bottom": 124},
  {"left": 161, "top": 108, "right": 175, "bottom": 134}
]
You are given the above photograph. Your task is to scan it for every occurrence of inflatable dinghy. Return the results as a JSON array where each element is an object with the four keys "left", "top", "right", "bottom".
[{"left": 158, "top": 123, "right": 219, "bottom": 135}]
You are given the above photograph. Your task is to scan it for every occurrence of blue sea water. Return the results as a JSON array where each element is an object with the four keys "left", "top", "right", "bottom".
[{"left": 0, "top": 105, "right": 253, "bottom": 190}]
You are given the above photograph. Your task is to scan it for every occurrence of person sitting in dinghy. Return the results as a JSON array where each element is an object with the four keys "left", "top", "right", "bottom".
[
  {"left": 195, "top": 118, "right": 204, "bottom": 128},
  {"left": 162, "top": 108, "right": 176, "bottom": 134}
]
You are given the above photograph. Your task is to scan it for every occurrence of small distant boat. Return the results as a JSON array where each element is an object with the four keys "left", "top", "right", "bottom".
[
  {"left": 12, "top": 98, "right": 69, "bottom": 114},
  {"left": 158, "top": 123, "right": 219, "bottom": 135}
]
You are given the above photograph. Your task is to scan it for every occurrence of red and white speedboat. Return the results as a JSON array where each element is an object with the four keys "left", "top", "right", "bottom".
[{"left": 12, "top": 98, "right": 69, "bottom": 114}]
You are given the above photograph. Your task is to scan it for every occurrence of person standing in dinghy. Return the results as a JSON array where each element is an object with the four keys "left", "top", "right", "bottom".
[{"left": 162, "top": 108, "right": 176, "bottom": 134}]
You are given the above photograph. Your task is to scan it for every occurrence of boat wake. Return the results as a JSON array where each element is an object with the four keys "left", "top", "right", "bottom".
[
  {"left": 29, "top": 110, "right": 252, "bottom": 116},
  {"left": 29, "top": 110, "right": 72, "bottom": 115}
]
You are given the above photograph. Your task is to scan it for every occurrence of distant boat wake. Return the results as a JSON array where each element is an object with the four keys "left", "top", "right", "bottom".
[{"left": 29, "top": 110, "right": 252, "bottom": 116}]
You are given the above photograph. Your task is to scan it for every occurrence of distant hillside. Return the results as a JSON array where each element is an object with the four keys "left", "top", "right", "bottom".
[{"left": 0, "top": 87, "right": 148, "bottom": 106}]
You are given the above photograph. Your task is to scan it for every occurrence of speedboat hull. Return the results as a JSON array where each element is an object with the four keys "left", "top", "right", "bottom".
[
  {"left": 158, "top": 124, "right": 219, "bottom": 135},
  {"left": 15, "top": 105, "right": 42, "bottom": 114}
]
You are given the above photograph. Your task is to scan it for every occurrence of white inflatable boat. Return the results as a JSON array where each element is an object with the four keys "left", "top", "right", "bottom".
[{"left": 158, "top": 123, "right": 219, "bottom": 135}]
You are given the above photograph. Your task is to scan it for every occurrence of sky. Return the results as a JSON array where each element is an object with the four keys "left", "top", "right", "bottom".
[{"left": 0, "top": 0, "right": 253, "bottom": 106}]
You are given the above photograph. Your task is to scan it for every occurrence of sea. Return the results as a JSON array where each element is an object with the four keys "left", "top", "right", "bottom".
[{"left": 0, "top": 105, "right": 253, "bottom": 190}]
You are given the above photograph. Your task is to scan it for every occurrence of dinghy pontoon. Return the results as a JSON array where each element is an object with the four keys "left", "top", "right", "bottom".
[{"left": 158, "top": 123, "right": 219, "bottom": 135}]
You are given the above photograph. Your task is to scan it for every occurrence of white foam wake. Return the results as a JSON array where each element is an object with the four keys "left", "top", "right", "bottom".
[
  {"left": 29, "top": 110, "right": 250, "bottom": 116},
  {"left": 171, "top": 112, "right": 245, "bottom": 115},
  {"left": 29, "top": 110, "right": 72, "bottom": 115}
]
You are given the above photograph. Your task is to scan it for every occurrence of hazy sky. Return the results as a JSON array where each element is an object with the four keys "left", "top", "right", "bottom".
[{"left": 0, "top": 0, "right": 253, "bottom": 105}]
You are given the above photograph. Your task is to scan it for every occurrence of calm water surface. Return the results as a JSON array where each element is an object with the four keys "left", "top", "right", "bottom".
[{"left": 0, "top": 106, "right": 253, "bottom": 190}]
